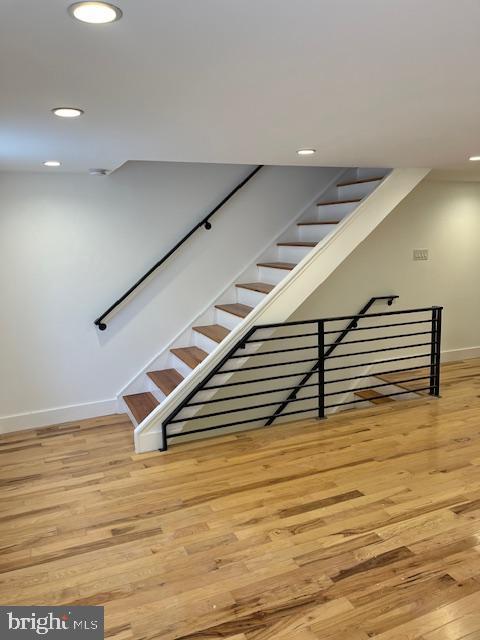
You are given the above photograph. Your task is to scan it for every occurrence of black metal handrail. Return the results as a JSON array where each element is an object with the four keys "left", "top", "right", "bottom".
[
  {"left": 94, "top": 165, "right": 263, "bottom": 330},
  {"left": 160, "top": 303, "right": 443, "bottom": 450}
]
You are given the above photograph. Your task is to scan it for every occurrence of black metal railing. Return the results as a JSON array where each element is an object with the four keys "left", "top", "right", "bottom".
[
  {"left": 94, "top": 165, "right": 263, "bottom": 330},
  {"left": 265, "top": 294, "right": 398, "bottom": 425},
  {"left": 160, "top": 302, "right": 443, "bottom": 450}
]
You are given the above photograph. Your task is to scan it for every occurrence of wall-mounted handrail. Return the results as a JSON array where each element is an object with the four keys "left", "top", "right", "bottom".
[
  {"left": 161, "top": 299, "right": 442, "bottom": 451},
  {"left": 94, "top": 165, "right": 264, "bottom": 330}
]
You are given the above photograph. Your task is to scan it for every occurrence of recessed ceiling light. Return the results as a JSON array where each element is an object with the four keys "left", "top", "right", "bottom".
[
  {"left": 52, "top": 107, "right": 84, "bottom": 118},
  {"left": 68, "top": 2, "right": 122, "bottom": 24},
  {"left": 43, "top": 161, "right": 61, "bottom": 167},
  {"left": 469, "top": 155, "right": 480, "bottom": 162},
  {"left": 297, "top": 149, "right": 316, "bottom": 156}
]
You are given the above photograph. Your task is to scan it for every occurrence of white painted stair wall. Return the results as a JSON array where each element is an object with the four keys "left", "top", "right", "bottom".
[
  {"left": 119, "top": 167, "right": 347, "bottom": 405},
  {"left": 132, "top": 167, "right": 430, "bottom": 452}
]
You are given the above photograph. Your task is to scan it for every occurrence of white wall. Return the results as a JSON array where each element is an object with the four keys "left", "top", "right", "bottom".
[
  {"left": 292, "top": 176, "right": 480, "bottom": 357},
  {"left": 0, "top": 161, "right": 336, "bottom": 430}
]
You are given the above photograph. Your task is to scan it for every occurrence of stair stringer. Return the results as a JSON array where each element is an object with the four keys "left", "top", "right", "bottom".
[{"left": 135, "top": 168, "right": 430, "bottom": 452}]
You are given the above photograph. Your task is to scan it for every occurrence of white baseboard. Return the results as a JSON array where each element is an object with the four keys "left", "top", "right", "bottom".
[
  {"left": 442, "top": 346, "right": 480, "bottom": 362},
  {"left": 0, "top": 398, "right": 119, "bottom": 434}
]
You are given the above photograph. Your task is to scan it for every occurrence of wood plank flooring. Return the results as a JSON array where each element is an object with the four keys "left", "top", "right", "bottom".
[{"left": 1, "top": 358, "right": 480, "bottom": 639}]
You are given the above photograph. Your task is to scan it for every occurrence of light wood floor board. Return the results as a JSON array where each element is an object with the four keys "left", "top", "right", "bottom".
[{"left": 1, "top": 359, "right": 480, "bottom": 639}]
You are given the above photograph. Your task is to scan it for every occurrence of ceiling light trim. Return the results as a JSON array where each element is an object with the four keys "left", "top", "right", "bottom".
[
  {"left": 68, "top": 2, "right": 123, "bottom": 24},
  {"left": 52, "top": 107, "right": 84, "bottom": 118}
]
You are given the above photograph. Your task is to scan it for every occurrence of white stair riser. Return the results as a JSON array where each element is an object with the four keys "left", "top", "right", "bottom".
[
  {"left": 120, "top": 397, "right": 140, "bottom": 427},
  {"left": 277, "top": 245, "right": 314, "bottom": 263},
  {"left": 168, "top": 353, "right": 197, "bottom": 378},
  {"left": 316, "top": 202, "right": 358, "bottom": 220},
  {"left": 236, "top": 286, "right": 268, "bottom": 307},
  {"left": 192, "top": 330, "right": 222, "bottom": 354},
  {"left": 214, "top": 308, "right": 245, "bottom": 330},
  {"left": 337, "top": 180, "right": 382, "bottom": 200},
  {"left": 297, "top": 224, "right": 337, "bottom": 243},
  {"left": 124, "top": 374, "right": 154, "bottom": 396},
  {"left": 148, "top": 385, "right": 167, "bottom": 404},
  {"left": 257, "top": 265, "right": 292, "bottom": 284},
  {"left": 356, "top": 168, "right": 388, "bottom": 180}
]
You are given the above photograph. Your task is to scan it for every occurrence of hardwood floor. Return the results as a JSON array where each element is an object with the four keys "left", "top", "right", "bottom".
[{"left": 1, "top": 358, "right": 480, "bottom": 639}]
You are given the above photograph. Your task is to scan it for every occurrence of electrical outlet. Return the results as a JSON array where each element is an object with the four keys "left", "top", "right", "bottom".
[{"left": 413, "top": 249, "right": 429, "bottom": 261}]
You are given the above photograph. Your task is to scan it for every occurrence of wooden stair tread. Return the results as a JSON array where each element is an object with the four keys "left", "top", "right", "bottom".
[
  {"left": 277, "top": 241, "right": 317, "bottom": 247},
  {"left": 171, "top": 346, "right": 208, "bottom": 369},
  {"left": 317, "top": 199, "right": 362, "bottom": 206},
  {"left": 192, "top": 324, "right": 230, "bottom": 343},
  {"left": 257, "top": 262, "right": 296, "bottom": 270},
  {"left": 215, "top": 303, "right": 253, "bottom": 318},
  {"left": 124, "top": 392, "right": 159, "bottom": 424},
  {"left": 297, "top": 221, "right": 339, "bottom": 226},
  {"left": 337, "top": 176, "right": 384, "bottom": 187},
  {"left": 355, "top": 389, "right": 395, "bottom": 404},
  {"left": 235, "top": 281, "right": 275, "bottom": 294},
  {"left": 375, "top": 368, "right": 430, "bottom": 394},
  {"left": 147, "top": 369, "right": 184, "bottom": 396}
]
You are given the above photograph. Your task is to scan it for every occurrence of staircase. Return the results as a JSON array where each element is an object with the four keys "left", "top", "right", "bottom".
[{"left": 122, "top": 168, "right": 390, "bottom": 427}]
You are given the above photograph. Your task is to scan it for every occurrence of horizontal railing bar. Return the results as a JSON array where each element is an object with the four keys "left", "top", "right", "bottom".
[
  {"left": 325, "top": 363, "right": 435, "bottom": 385},
  {"left": 318, "top": 308, "right": 439, "bottom": 323},
  {"left": 246, "top": 332, "right": 318, "bottom": 344},
  {"left": 323, "top": 376, "right": 431, "bottom": 398},
  {"left": 323, "top": 330, "right": 431, "bottom": 347},
  {"left": 221, "top": 349, "right": 433, "bottom": 375},
  {"left": 324, "top": 319, "right": 432, "bottom": 334},
  {"left": 244, "top": 322, "right": 432, "bottom": 346},
  {"left": 253, "top": 306, "right": 441, "bottom": 330},
  {"left": 169, "top": 393, "right": 319, "bottom": 423},
  {"left": 203, "top": 369, "right": 321, "bottom": 390},
  {"left": 242, "top": 329, "right": 432, "bottom": 352},
  {"left": 325, "top": 342, "right": 432, "bottom": 360},
  {"left": 245, "top": 320, "right": 433, "bottom": 343},
  {"left": 187, "top": 383, "right": 318, "bottom": 406},
  {"left": 220, "top": 357, "right": 318, "bottom": 374},
  {"left": 168, "top": 406, "right": 319, "bottom": 436},
  {"left": 324, "top": 386, "right": 432, "bottom": 408},
  {"left": 229, "top": 344, "right": 317, "bottom": 358},
  {"left": 325, "top": 352, "right": 431, "bottom": 372}
]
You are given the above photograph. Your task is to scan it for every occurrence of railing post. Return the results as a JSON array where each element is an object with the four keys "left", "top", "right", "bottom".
[
  {"left": 434, "top": 307, "right": 442, "bottom": 396},
  {"left": 159, "top": 423, "right": 168, "bottom": 452},
  {"left": 318, "top": 320, "right": 325, "bottom": 419},
  {"left": 430, "top": 307, "right": 442, "bottom": 396}
]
